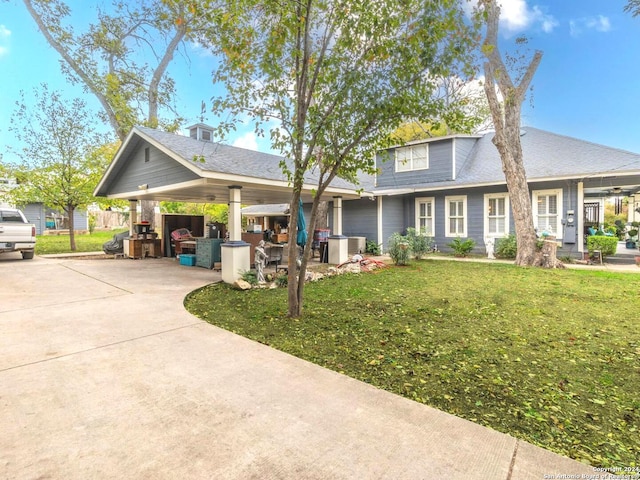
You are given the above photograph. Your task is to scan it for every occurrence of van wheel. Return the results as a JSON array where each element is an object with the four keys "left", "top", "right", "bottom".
[{"left": 22, "top": 251, "right": 35, "bottom": 260}]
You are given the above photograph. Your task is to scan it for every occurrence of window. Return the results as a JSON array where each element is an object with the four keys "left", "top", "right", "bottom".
[
  {"left": 445, "top": 195, "right": 467, "bottom": 237},
  {"left": 415, "top": 197, "right": 435, "bottom": 236},
  {"left": 0, "top": 210, "right": 23, "bottom": 222},
  {"left": 532, "top": 189, "right": 563, "bottom": 238},
  {"left": 395, "top": 144, "right": 429, "bottom": 172},
  {"left": 484, "top": 193, "right": 509, "bottom": 237},
  {"left": 144, "top": 147, "right": 150, "bottom": 163}
]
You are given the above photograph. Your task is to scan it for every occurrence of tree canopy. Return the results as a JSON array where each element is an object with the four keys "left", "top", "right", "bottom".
[
  {"left": 22, "top": 0, "right": 215, "bottom": 140},
  {"left": 205, "top": 0, "right": 479, "bottom": 317},
  {"left": 8, "top": 85, "right": 112, "bottom": 250}
]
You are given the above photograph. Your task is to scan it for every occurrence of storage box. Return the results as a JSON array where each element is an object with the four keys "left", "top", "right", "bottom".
[{"left": 179, "top": 254, "right": 197, "bottom": 266}]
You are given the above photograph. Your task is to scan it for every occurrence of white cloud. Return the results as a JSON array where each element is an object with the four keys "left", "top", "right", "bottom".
[
  {"left": 0, "top": 24, "right": 10, "bottom": 57},
  {"left": 569, "top": 15, "right": 611, "bottom": 38},
  {"left": 463, "top": 1, "right": 558, "bottom": 35},
  {"left": 232, "top": 131, "right": 259, "bottom": 151}
]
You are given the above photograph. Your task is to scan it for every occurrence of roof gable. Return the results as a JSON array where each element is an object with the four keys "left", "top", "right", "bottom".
[{"left": 373, "top": 127, "right": 640, "bottom": 193}]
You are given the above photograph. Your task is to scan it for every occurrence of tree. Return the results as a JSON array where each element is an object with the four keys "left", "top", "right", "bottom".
[
  {"left": 22, "top": 0, "right": 218, "bottom": 229},
  {"left": 479, "top": 0, "right": 558, "bottom": 267},
  {"left": 208, "top": 0, "right": 478, "bottom": 317},
  {"left": 625, "top": 1, "right": 640, "bottom": 17},
  {"left": 161, "top": 201, "right": 229, "bottom": 225},
  {"left": 8, "top": 85, "right": 111, "bottom": 251},
  {"left": 22, "top": 0, "right": 211, "bottom": 140}
]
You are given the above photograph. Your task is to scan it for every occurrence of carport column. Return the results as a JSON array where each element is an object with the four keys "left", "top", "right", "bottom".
[
  {"left": 128, "top": 200, "right": 138, "bottom": 236},
  {"left": 577, "top": 181, "right": 585, "bottom": 254},
  {"left": 221, "top": 185, "right": 250, "bottom": 283},
  {"left": 328, "top": 196, "right": 348, "bottom": 264}
]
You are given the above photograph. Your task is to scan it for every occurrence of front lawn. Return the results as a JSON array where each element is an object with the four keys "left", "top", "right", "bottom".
[
  {"left": 35, "top": 229, "right": 128, "bottom": 255},
  {"left": 185, "top": 260, "right": 640, "bottom": 468}
]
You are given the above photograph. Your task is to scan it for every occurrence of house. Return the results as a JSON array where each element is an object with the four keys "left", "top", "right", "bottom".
[
  {"left": 95, "top": 123, "right": 640, "bottom": 281},
  {"left": 1, "top": 178, "right": 88, "bottom": 234},
  {"left": 94, "top": 124, "right": 365, "bottom": 282},
  {"left": 339, "top": 127, "right": 640, "bottom": 256}
]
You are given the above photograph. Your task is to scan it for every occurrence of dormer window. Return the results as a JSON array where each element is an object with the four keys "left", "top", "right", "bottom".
[{"left": 395, "top": 144, "right": 429, "bottom": 172}]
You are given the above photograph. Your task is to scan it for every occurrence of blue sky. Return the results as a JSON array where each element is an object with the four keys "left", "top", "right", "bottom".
[{"left": 1, "top": 0, "right": 639, "bottom": 165}]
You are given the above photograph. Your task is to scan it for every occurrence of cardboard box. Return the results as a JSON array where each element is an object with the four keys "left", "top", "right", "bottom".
[{"left": 179, "top": 254, "right": 197, "bottom": 266}]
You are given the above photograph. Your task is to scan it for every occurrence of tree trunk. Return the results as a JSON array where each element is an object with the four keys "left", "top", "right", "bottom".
[
  {"left": 287, "top": 191, "right": 302, "bottom": 318},
  {"left": 315, "top": 201, "right": 328, "bottom": 229},
  {"left": 481, "top": 0, "right": 551, "bottom": 267},
  {"left": 68, "top": 204, "right": 76, "bottom": 251},
  {"left": 535, "top": 236, "right": 565, "bottom": 268},
  {"left": 140, "top": 200, "right": 156, "bottom": 230},
  {"left": 491, "top": 106, "right": 539, "bottom": 266}
]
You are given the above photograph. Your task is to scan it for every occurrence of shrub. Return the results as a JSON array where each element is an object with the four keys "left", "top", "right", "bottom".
[
  {"left": 495, "top": 234, "right": 517, "bottom": 259},
  {"left": 387, "top": 232, "right": 412, "bottom": 265},
  {"left": 406, "top": 227, "right": 433, "bottom": 259},
  {"left": 586, "top": 235, "right": 618, "bottom": 259},
  {"left": 448, "top": 237, "right": 476, "bottom": 257},
  {"left": 241, "top": 270, "right": 258, "bottom": 285},
  {"left": 365, "top": 239, "right": 381, "bottom": 255},
  {"left": 275, "top": 274, "right": 288, "bottom": 287}
]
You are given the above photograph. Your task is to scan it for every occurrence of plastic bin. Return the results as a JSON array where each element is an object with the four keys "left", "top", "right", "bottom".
[{"left": 179, "top": 254, "right": 197, "bottom": 266}]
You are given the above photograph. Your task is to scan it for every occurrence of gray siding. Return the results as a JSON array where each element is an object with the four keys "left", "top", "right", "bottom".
[
  {"left": 380, "top": 196, "right": 405, "bottom": 252},
  {"left": 380, "top": 180, "right": 582, "bottom": 255},
  {"left": 22, "top": 203, "right": 45, "bottom": 235},
  {"left": 73, "top": 210, "right": 88, "bottom": 231},
  {"left": 342, "top": 198, "right": 378, "bottom": 245},
  {"left": 375, "top": 139, "right": 455, "bottom": 189},
  {"left": 108, "top": 142, "right": 200, "bottom": 194},
  {"left": 19, "top": 203, "right": 87, "bottom": 234}
]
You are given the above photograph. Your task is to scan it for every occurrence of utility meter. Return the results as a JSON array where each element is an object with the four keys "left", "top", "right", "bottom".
[{"left": 564, "top": 210, "right": 576, "bottom": 244}]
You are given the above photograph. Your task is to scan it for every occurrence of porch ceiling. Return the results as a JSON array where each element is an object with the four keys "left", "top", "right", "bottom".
[
  {"left": 583, "top": 182, "right": 640, "bottom": 198},
  {"left": 102, "top": 177, "right": 362, "bottom": 205}
]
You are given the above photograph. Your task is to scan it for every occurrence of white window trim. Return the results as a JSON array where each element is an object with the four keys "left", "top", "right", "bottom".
[
  {"left": 395, "top": 144, "right": 429, "bottom": 172},
  {"left": 415, "top": 197, "right": 435, "bottom": 236},
  {"left": 532, "top": 188, "right": 563, "bottom": 240},
  {"left": 483, "top": 193, "right": 510, "bottom": 238},
  {"left": 445, "top": 195, "right": 467, "bottom": 237}
]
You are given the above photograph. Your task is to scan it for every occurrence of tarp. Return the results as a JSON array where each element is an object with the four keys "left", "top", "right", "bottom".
[{"left": 296, "top": 199, "right": 308, "bottom": 247}]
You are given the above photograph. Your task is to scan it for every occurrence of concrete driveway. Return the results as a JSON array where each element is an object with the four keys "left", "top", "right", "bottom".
[{"left": 0, "top": 253, "right": 594, "bottom": 479}]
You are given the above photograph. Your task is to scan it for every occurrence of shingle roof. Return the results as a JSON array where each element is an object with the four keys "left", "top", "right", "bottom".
[
  {"left": 241, "top": 204, "right": 289, "bottom": 216},
  {"left": 137, "top": 126, "right": 371, "bottom": 192},
  {"left": 464, "top": 127, "right": 640, "bottom": 181},
  {"left": 374, "top": 127, "right": 640, "bottom": 192}
]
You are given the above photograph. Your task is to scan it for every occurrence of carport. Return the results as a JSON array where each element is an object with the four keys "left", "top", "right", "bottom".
[{"left": 94, "top": 124, "right": 366, "bottom": 282}]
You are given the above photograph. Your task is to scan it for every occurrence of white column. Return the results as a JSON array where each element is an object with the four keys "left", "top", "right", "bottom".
[
  {"left": 228, "top": 185, "right": 242, "bottom": 241},
  {"left": 221, "top": 185, "right": 250, "bottom": 283},
  {"left": 332, "top": 196, "right": 343, "bottom": 235},
  {"left": 577, "top": 182, "right": 584, "bottom": 254},
  {"left": 328, "top": 196, "right": 348, "bottom": 264},
  {"left": 129, "top": 200, "right": 138, "bottom": 236}
]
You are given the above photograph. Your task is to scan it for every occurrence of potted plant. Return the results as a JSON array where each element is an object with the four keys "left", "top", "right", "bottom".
[{"left": 626, "top": 228, "right": 639, "bottom": 249}]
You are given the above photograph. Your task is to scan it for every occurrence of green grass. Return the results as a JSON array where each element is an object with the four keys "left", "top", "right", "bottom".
[
  {"left": 185, "top": 260, "right": 640, "bottom": 468},
  {"left": 35, "top": 229, "right": 128, "bottom": 254}
]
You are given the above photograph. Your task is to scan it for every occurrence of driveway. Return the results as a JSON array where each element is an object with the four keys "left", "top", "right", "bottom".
[{"left": 0, "top": 253, "right": 594, "bottom": 479}]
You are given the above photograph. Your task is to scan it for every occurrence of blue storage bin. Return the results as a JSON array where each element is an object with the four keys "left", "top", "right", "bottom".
[{"left": 179, "top": 254, "right": 197, "bottom": 266}]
